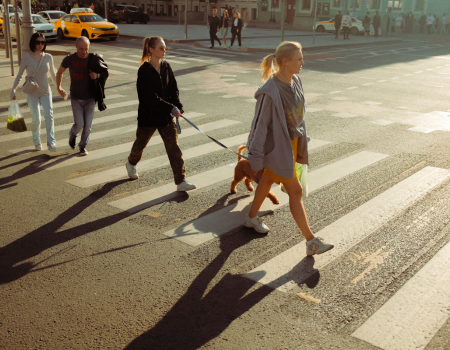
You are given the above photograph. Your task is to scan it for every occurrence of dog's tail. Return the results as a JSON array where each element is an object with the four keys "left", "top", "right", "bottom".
[{"left": 237, "top": 145, "right": 247, "bottom": 161}]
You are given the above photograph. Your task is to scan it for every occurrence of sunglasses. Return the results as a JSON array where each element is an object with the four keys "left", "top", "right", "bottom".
[{"left": 35, "top": 40, "right": 46, "bottom": 45}]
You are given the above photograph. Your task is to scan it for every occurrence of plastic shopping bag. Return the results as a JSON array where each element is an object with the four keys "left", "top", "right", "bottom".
[
  {"left": 280, "top": 163, "right": 309, "bottom": 199},
  {"left": 6, "top": 100, "right": 27, "bottom": 132}
]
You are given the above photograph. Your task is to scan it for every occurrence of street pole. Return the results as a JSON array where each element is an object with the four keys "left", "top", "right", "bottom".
[
  {"left": 312, "top": 0, "right": 318, "bottom": 44},
  {"left": 388, "top": 8, "right": 392, "bottom": 37},
  {"left": 184, "top": 0, "right": 187, "bottom": 39},
  {"left": 2, "top": 0, "right": 10, "bottom": 59},
  {"left": 14, "top": 0, "right": 21, "bottom": 66},
  {"left": 206, "top": 0, "right": 208, "bottom": 25},
  {"left": 104, "top": 0, "right": 107, "bottom": 19},
  {"left": 21, "top": 0, "right": 35, "bottom": 56},
  {"left": 178, "top": 0, "right": 180, "bottom": 24},
  {"left": 280, "top": 0, "right": 284, "bottom": 42}
]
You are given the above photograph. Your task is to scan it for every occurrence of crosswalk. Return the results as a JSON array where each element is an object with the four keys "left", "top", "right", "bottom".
[{"left": 2, "top": 82, "right": 450, "bottom": 350}]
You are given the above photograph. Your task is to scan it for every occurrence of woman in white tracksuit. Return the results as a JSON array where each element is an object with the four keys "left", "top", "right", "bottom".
[{"left": 10, "top": 32, "right": 63, "bottom": 151}]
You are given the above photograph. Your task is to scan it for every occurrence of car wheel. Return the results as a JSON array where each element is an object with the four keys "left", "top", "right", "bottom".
[
  {"left": 350, "top": 26, "right": 359, "bottom": 35},
  {"left": 109, "top": 37, "right": 117, "bottom": 41},
  {"left": 57, "top": 28, "right": 64, "bottom": 39},
  {"left": 317, "top": 25, "right": 325, "bottom": 33},
  {"left": 82, "top": 29, "right": 89, "bottom": 39}
]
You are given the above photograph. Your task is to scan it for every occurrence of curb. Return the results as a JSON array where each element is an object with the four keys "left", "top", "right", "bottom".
[
  {"left": 229, "top": 38, "right": 405, "bottom": 53},
  {"left": 0, "top": 43, "right": 70, "bottom": 56}
]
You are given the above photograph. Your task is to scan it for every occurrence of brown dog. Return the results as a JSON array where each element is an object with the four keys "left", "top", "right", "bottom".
[{"left": 230, "top": 145, "right": 280, "bottom": 205}]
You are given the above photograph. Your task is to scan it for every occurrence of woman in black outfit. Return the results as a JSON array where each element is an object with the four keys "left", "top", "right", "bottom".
[
  {"left": 125, "top": 36, "right": 196, "bottom": 192},
  {"left": 230, "top": 12, "right": 243, "bottom": 48}
]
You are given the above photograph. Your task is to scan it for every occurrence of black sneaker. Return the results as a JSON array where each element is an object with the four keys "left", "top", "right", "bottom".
[
  {"left": 79, "top": 147, "right": 88, "bottom": 156},
  {"left": 209, "top": 46, "right": 214, "bottom": 49},
  {"left": 69, "top": 137, "right": 76, "bottom": 149}
]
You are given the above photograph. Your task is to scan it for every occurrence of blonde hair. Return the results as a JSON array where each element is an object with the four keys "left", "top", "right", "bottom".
[
  {"left": 223, "top": 9, "right": 228, "bottom": 17},
  {"left": 260, "top": 41, "right": 302, "bottom": 81},
  {"left": 140, "top": 36, "right": 164, "bottom": 65}
]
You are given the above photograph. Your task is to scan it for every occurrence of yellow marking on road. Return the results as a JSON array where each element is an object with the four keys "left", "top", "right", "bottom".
[
  {"left": 348, "top": 246, "right": 393, "bottom": 286},
  {"left": 297, "top": 293, "right": 321, "bottom": 304}
]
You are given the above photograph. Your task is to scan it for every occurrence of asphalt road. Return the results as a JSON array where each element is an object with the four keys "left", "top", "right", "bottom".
[{"left": 1, "top": 36, "right": 450, "bottom": 350}]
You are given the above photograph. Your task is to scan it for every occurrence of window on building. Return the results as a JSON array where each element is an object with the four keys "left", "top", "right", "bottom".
[
  {"left": 261, "top": 0, "right": 268, "bottom": 11},
  {"left": 414, "top": 0, "right": 425, "bottom": 11},
  {"left": 332, "top": 0, "right": 340, "bottom": 7},
  {"left": 388, "top": 0, "right": 403, "bottom": 9},
  {"left": 302, "top": 0, "right": 311, "bottom": 10},
  {"left": 349, "top": 0, "right": 360, "bottom": 9},
  {"left": 371, "top": 0, "right": 381, "bottom": 9}
]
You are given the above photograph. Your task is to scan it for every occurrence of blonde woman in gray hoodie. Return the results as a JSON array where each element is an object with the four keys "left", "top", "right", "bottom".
[{"left": 244, "top": 41, "right": 334, "bottom": 256}]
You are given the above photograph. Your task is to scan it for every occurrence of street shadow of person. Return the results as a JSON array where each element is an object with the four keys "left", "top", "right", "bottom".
[
  {"left": 0, "top": 179, "right": 135, "bottom": 285},
  {"left": 124, "top": 231, "right": 277, "bottom": 350}
]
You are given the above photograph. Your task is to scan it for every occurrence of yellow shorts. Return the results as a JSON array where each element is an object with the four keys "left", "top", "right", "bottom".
[{"left": 264, "top": 138, "right": 298, "bottom": 185}]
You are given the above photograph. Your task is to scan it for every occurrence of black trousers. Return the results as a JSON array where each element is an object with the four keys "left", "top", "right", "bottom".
[
  {"left": 231, "top": 30, "right": 241, "bottom": 46},
  {"left": 210, "top": 30, "right": 221, "bottom": 46},
  {"left": 342, "top": 27, "right": 350, "bottom": 38},
  {"left": 334, "top": 26, "right": 340, "bottom": 37}
]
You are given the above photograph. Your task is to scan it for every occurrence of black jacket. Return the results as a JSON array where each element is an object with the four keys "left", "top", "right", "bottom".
[
  {"left": 88, "top": 53, "right": 109, "bottom": 111},
  {"left": 209, "top": 16, "right": 221, "bottom": 31},
  {"left": 231, "top": 18, "right": 243, "bottom": 33},
  {"left": 373, "top": 14, "right": 381, "bottom": 27},
  {"left": 137, "top": 60, "right": 182, "bottom": 128},
  {"left": 334, "top": 14, "right": 342, "bottom": 27}
]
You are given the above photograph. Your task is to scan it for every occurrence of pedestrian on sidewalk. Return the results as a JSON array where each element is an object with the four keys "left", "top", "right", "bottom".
[
  {"left": 334, "top": 10, "right": 342, "bottom": 39},
  {"left": 125, "top": 36, "right": 196, "bottom": 192},
  {"left": 139, "top": 5, "right": 146, "bottom": 24},
  {"left": 10, "top": 33, "right": 59, "bottom": 152},
  {"left": 230, "top": 12, "right": 243, "bottom": 48},
  {"left": 56, "top": 36, "right": 108, "bottom": 156},
  {"left": 419, "top": 12, "right": 426, "bottom": 33},
  {"left": 446, "top": 13, "right": 450, "bottom": 33},
  {"left": 243, "top": 9, "right": 249, "bottom": 29},
  {"left": 395, "top": 13, "right": 404, "bottom": 33},
  {"left": 220, "top": 9, "right": 230, "bottom": 48},
  {"left": 208, "top": 8, "right": 222, "bottom": 48},
  {"left": 89, "top": 2, "right": 94, "bottom": 12},
  {"left": 427, "top": 13, "right": 435, "bottom": 35},
  {"left": 441, "top": 13, "right": 447, "bottom": 34},
  {"left": 244, "top": 41, "right": 334, "bottom": 256},
  {"left": 373, "top": 11, "right": 381, "bottom": 37},
  {"left": 363, "top": 12, "right": 371, "bottom": 37},
  {"left": 341, "top": 11, "right": 351, "bottom": 39}
]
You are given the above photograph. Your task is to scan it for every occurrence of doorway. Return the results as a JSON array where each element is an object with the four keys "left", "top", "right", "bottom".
[{"left": 286, "top": 0, "right": 295, "bottom": 23}]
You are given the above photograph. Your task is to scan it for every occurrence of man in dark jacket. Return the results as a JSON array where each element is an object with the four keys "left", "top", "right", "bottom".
[
  {"left": 208, "top": 8, "right": 221, "bottom": 48},
  {"left": 334, "top": 11, "right": 342, "bottom": 39},
  {"left": 373, "top": 11, "right": 381, "bottom": 37}
]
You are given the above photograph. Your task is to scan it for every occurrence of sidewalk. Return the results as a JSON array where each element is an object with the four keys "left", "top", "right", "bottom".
[{"left": 117, "top": 23, "right": 404, "bottom": 51}]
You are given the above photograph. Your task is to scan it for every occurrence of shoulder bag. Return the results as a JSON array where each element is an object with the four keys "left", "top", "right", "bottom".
[{"left": 22, "top": 54, "right": 44, "bottom": 95}]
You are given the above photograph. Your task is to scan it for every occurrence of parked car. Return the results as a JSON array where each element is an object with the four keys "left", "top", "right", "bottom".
[
  {"left": 54, "top": 11, "right": 119, "bottom": 41},
  {"left": 0, "top": 4, "right": 22, "bottom": 33},
  {"left": 313, "top": 16, "right": 364, "bottom": 36},
  {"left": 10, "top": 14, "right": 57, "bottom": 42},
  {"left": 108, "top": 5, "right": 147, "bottom": 24},
  {"left": 38, "top": 10, "right": 66, "bottom": 24}
]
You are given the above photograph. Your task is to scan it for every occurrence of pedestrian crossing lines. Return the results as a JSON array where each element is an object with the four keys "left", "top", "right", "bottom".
[{"left": 3, "top": 88, "right": 450, "bottom": 350}]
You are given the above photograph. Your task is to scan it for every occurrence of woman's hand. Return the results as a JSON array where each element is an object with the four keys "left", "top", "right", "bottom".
[
  {"left": 57, "top": 88, "right": 68, "bottom": 100},
  {"left": 89, "top": 70, "right": 98, "bottom": 79},
  {"left": 12, "top": 95, "right": 16, "bottom": 100},
  {"left": 175, "top": 112, "right": 182, "bottom": 118}
]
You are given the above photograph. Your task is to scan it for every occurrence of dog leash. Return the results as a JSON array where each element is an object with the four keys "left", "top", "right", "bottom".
[{"left": 178, "top": 115, "right": 249, "bottom": 160}]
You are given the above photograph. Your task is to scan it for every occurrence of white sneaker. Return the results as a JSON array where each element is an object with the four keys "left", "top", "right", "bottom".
[
  {"left": 35, "top": 143, "right": 42, "bottom": 151},
  {"left": 126, "top": 161, "right": 139, "bottom": 180},
  {"left": 47, "top": 143, "right": 57, "bottom": 152},
  {"left": 306, "top": 237, "right": 334, "bottom": 256},
  {"left": 244, "top": 214, "right": 269, "bottom": 233},
  {"left": 177, "top": 181, "right": 196, "bottom": 191}
]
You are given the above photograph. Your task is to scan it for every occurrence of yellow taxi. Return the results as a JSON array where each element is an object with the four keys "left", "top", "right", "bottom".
[
  {"left": 0, "top": 17, "right": 3, "bottom": 34},
  {"left": 54, "top": 10, "right": 119, "bottom": 41}
]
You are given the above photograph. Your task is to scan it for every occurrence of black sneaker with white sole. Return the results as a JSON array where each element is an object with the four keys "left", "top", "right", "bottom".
[
  {"left": 69, "top": 137, "right": 76, "bottom": 150},
  {"left": 79, "top": 147, "right": 88, "bottom": 156}
]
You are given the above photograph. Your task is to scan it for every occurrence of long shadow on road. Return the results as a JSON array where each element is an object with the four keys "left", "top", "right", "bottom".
[
  {"left": 0, "top": 179, "right": 132, "bottom": 284},
  {"left": 124, "top": 230, "right": 278, "bottom": 350}
]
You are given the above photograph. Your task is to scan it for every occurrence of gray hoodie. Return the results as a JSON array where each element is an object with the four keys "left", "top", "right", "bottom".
[{"left": 247, "top": 75, "right": 308, "bottom": 179}]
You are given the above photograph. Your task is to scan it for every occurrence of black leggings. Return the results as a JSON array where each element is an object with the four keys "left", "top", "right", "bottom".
[
  {"left": 342, "top": 27, "right": 350, "bottom": 38},
  {"left": 231, "top": 30, "right": 241, "bottom": 46},
  {"left": 210, "top": 30, "right": 221, "bottom": 46}
]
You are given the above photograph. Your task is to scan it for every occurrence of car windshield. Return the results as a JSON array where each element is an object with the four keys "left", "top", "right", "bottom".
[
  {"left": 126, "top": 6, "right": 138, "bottom": 11},
  {"left": 49, "top": 12, "right": 65, "bottom": 19},
  {"left": 79, "top": 14, "right": 105, "bottom": 22},
  {"left": 32, "top": 15, "right": 48, "bottom": 24}
]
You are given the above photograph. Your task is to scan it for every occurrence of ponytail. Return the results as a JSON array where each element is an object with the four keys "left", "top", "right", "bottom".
[
  {"left": 140, "top": 36, "right": 164, "bottom": 66},
  {"left": 259, "top": 41, "right": 302, "bottom": 82},
  {"left": 261, "top": 54, "right": 276, "bottom": 82}
]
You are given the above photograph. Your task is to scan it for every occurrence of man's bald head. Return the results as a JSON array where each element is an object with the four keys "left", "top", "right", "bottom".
[{"left": 75, "top": 36, "right": 90, "bottom": 58}]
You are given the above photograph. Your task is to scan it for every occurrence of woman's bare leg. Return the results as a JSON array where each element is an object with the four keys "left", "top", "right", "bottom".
[
  {"left": 282, "top": 178, "right": 314, "bottom": 241},
  {"left": 222, "top": 36, "right": 227, "bottom": 46},
  {"left": 248, "top": 172, "right": 274, "bottom": 218}
]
